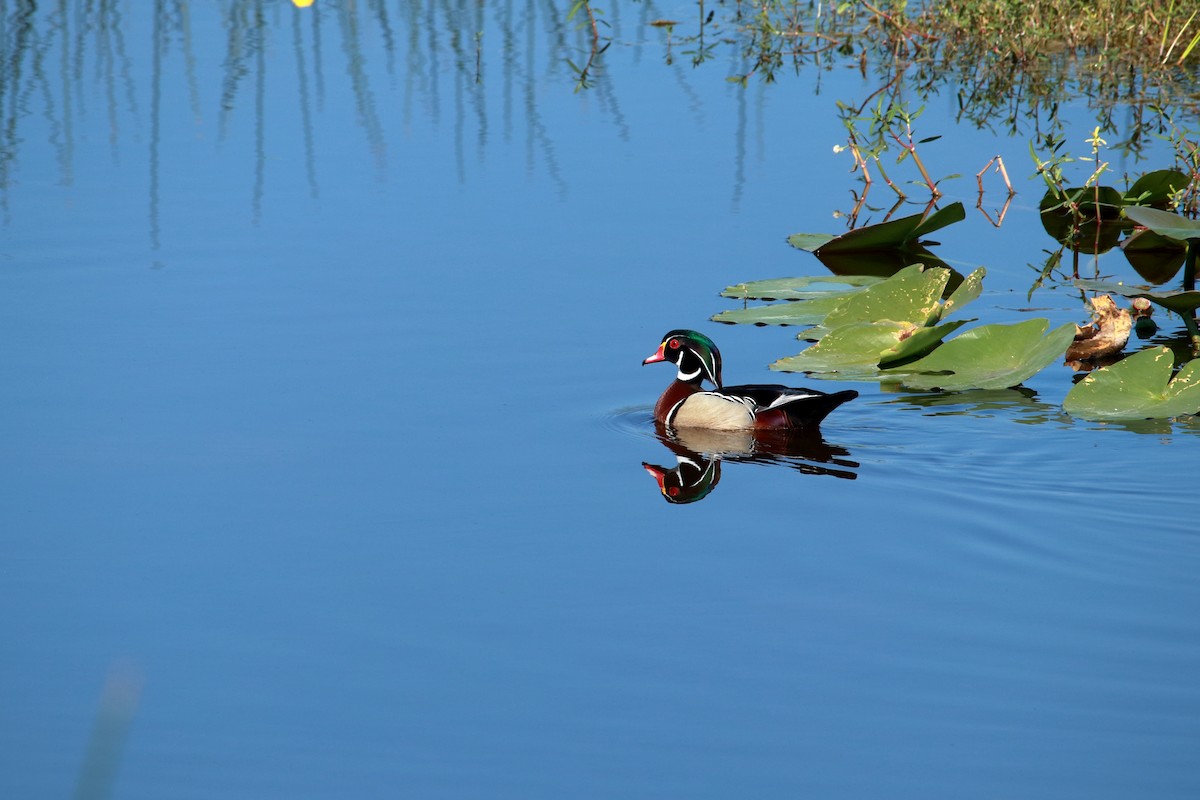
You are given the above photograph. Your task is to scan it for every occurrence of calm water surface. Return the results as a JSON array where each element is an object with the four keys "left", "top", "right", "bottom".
[{"left": 1, "top": 4, "right": 1198, "bottom": 798}]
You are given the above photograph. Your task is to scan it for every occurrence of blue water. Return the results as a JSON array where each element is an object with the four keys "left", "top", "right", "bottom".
[{"left": 2, "top": 4, "right": 1198, "bottom": 798}]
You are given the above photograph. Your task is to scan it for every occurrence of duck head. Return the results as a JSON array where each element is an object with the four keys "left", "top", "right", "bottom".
[{"left": 642, "top": 329, "right": 723, "bottom": 387}]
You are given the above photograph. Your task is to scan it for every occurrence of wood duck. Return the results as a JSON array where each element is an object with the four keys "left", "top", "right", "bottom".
[{"left": 642, "top": 329, "right": 858, "bottom": 430}]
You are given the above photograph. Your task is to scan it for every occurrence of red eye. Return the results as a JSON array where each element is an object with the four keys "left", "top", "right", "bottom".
[
  {"left": 668, "top": 486, "right": 680, "bottom": 497},
  {"left": 668, "top": 338, "right": 680, "bottom": 349}
]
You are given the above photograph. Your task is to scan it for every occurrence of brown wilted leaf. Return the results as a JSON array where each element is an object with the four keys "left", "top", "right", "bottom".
[{"left": 1066, "top": 294, "right": 1131, "bottom": 362}]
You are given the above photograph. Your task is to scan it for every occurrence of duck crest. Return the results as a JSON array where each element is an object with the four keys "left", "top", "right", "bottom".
[{"left": 661, "top": 328, "right": 722, "bottom": 387}]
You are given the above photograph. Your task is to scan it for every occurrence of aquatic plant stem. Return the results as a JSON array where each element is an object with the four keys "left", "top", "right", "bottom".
[
  {"left": 891, "top": 131, "right": 941, "bottom": 198},
  {"left": 1185, "top": 243, "right": 1199, "bottom": 348}
]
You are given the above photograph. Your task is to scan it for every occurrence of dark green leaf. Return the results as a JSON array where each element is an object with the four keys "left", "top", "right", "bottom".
[{"left": 1123, "top": 206, "right": 1200, "bottom": 243}]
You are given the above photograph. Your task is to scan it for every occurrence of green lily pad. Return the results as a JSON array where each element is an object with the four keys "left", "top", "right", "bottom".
[
  {"left": 942, "top": 266, "right": 985, "bottom": 316},
  {"left": 772, "top": 322, "right": 912, "bottom": 377},
  {"left": 770, "top": 316, "right": 972, "bottom": 377},
  {"left": 1122, "top": 206, "right": 1200, "bottom": 242},
  {"left": 1064, "top": 346, "right": 1200, "bottom": 420},
  {"left": 718, "top": 275, "right": 882, "bottom": 301},
  {"left": 881, "top": 319, "right": 974, "bottom": 366},
  {"left": 713, "top": 276, "right": 881, "bottom": 327},
  {"left": 1124, "top": 169, "right": 1190, "bottom": 206},
  {"left": 822, "top": 264, "right": 948, "bottom": 329},
  {"left": 711, "top": 293, "right": 851, "bottom": 327},
  {"left": 883, "top": 319, "right": 1077, "bottom": 391},
  {"left": 1074, "top": 279, "right": 1200, "bottom": 316},
  {"left": 812, "top": 246, "right": 961, "bottom": 284},
  {"left": 787, "top": 202, "right": 965, "bottom": 254}
]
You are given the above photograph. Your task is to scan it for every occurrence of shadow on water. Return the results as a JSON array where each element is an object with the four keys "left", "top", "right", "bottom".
[
  {"left": 643, "top": 422, "right": 859, "bottom": 504},
  {"left": 607, "top": 409, "right": 858, "bottom": 504}
]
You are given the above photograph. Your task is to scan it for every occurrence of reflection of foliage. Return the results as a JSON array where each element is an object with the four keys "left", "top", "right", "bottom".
[
  {"left": 711, "top": 1, "right": 1200, "bottom": 164},
  {"left": 837, "top": 98, "right": 957, "bottom": 201},
  {"left": 565, "top": 0, "right": 611, "bottom": 92}
]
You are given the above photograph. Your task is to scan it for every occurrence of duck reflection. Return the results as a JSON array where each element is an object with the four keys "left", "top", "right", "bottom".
[{"left": 642, "top": 423, "right": 858, "bottom": 504}]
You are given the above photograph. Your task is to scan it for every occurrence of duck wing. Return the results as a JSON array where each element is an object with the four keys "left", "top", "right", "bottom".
[{"left": 720, "top": 383, "right": 858, "bottom": 428}]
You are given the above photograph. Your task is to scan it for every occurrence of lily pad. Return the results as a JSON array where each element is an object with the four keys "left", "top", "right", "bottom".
[
  {"left": 1123, "top": 205, "right": 1200, "bottom": 242},
  {"left": 883, "top": 319, "right": 1077, "bottom": 391},
  {"left": 718, "top": 275, "right": 882, "bottom": 301},
  {"left": 883, "top": 319, "right": 974, "bottom": 366},
  {"left": 713, "top": 276, "right": 881, "bottom": 327},
  {"left": 822, "top": 264, "right": 948, "bottom": 329},
  {"left": 804, "top": 264, "right": 983, "bottom": 340},
  {"left": 1064, "top": 346, "right": 1200, "bottom": 420},
  {"left": 812, "top": 247, "right": 962, "bottom": 287},
  {"left": 1124, "top": 169, "right": 1190, "bottom": 206},
  {"left": 771, "top": 322, "right": 912, "bottom": 377},
  {"left": 711, "top": 293, "right": 852, "bottom": 327},
  {"left": 787, "top": 202, "right": 965, "bottom": 254},
  {"left": 941, "top": 265, "right": 985, "bottom": 316}
]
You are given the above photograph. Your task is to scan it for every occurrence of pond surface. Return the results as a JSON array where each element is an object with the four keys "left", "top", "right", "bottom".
[{"left": 1, "top": 3, "right": 1198, "bottom": 799}]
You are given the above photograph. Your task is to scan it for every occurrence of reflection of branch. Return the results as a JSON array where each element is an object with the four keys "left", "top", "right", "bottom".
[
  {"left": 292, "top": 7, "right": 319, "bottom": 199},
  {"left": 975, "top": 155, "right": 1013, "bottom": 194},
  {"left": 976, "top": 193, "right": 1013, "bottom": 228}
]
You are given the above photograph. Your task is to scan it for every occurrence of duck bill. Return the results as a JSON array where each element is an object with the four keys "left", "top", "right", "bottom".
[{"left": 642, "top": 343, "right": 666, "bottom": 365}]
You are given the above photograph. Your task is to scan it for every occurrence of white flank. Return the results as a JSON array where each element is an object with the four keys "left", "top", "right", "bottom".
[{"left": 669, "top": 392, "right": 756, "bottom": 430}]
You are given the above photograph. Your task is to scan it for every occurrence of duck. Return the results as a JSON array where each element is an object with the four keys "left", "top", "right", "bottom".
[{"left": 642, "top": 329, "right": 858, "bottom": 430}]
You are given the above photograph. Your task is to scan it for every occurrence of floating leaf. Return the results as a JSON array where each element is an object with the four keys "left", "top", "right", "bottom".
[
  {"left": 711, "top": 293, "right": 851, "bottom": 327},
  {"left": 941, "top": 266, "right": 985, "bottom": 316},
  {"left": 787, "top": 202, "right": 965, "bottom": 254},
  {"left": 787, "top": 233, "right": 837, "bottom": 252},
  {"left": 718, "top": 275, "right": 881, "bottom": 301},
  {"left": 772, "top": 322, "right": 910, "bottom": 377},
  {"left": 1122, "top": 206, "right": 1200, "bottom": 242},
  {"left": 1064, "top": 346, "right": 1200, "bottom": 420},
  {"left": 713, "top": 276, "right": 881, "bottom": 327},
  {"left": 822, "top": 264, "right": 948, "bottom": 330},
  {"left": 883, "top": 319, "right": 1076, "bottom": 391},
  {"left": 1124, "top": 169, "right": 1190, "bottom": 206},
  {"left": 880, "top": 319, "right": 974, "bottom": 366}
]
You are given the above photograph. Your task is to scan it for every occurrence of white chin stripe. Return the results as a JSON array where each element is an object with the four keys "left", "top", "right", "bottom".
[{"left": 678, "top": 366, "right": 701, "bottom": 382}]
